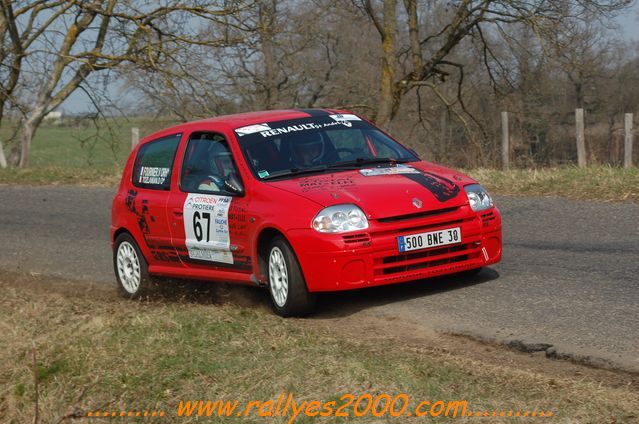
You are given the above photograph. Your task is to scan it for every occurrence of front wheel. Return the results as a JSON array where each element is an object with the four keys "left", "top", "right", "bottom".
[
  {"left": 113, "top": 233, "right": 154, "bottom": 298},
  {"left": 267, "top": 236, "right": 316, "bottom": 317}
]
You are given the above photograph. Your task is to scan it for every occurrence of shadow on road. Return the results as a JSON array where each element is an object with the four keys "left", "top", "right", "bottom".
[
  {"left": 149, "top": 268, "right": 500, "bottom": 317},
  {"left": 313, "top": 268, "right": 500, "bottom": 319}
]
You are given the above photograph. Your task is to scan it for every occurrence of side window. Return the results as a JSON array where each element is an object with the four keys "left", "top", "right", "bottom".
[
  {"left": 180, "top": 132, "right": 242, "bottom": 195},
  {"left": 132, "top": 134, "right": 181, "bottom": 190}
]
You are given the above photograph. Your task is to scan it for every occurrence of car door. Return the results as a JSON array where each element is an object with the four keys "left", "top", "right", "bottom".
[
  {"left": 127, "top": 133, "right": 184, "bottom": 266},
  {"left": 167, "top": 131, "right": 253, "bottom": 275}
]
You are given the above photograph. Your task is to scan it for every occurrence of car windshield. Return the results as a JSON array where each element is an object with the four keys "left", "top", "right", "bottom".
[{"left": 234, "top": 114, "right": 418, "bottom": 180}]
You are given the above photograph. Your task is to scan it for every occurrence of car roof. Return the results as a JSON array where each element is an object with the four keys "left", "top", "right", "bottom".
[{"left": 139, "top": 108, "right": 352, "bottom": 144}]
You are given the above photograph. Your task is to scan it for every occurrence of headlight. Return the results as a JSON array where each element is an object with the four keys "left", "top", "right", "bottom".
[
  {"left": 464, "top": 184, "right": 493, "bottom": 212},
  {"left": 312, "top": 204, "right": 369, "bottom": 233}
]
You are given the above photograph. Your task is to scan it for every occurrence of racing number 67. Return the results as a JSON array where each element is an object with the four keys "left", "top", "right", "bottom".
[{"left": 193, "top": 211, "right": 211, "bottom": 242}]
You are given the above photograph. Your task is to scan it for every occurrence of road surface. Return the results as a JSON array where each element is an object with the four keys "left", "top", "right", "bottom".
[{"left": 1, "top": 185, "right": 637, "bottom": 370}]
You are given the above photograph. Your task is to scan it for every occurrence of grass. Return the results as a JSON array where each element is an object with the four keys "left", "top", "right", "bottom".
[
  {"left": 0, "top": 120, "right": 638, "bottom": 201},
  {"left": 1, "top": 272, "right": 638, "bottom": 423},
  {"left": 0, "top": 118, "right": 178, "bottom": 170},
  {"left": 469, "top": 166, "right": 639, "bottom": 202},
  {"left": 0, "top": 118, "right": 175, "bottom": 186}
]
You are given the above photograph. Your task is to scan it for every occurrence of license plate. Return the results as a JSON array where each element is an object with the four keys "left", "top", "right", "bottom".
[{"left": 397, "top": 227, "right": 462, "bottom": 253}]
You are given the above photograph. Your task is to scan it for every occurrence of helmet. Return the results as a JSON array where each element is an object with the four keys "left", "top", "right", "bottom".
[{"left": 291, "top": 132, "right": 325, "bottom": 167}]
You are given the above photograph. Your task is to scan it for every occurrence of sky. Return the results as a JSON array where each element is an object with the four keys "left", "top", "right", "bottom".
[
  {"left": 59, "top": 2, "right": 639, "bottom": 114},
  {"left": 616, "top": 1, "right": 639, "bottom": 38}
]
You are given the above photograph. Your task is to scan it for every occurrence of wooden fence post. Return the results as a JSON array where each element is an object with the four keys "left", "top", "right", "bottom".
[
  {"left": 575, "top": 108, "right": 586, "bottom": 167},
  {"left": 0, "top": 139, "right": 7, "bottom": 169},
  {"left": 624, "top": 113, "right": 634, "bottom": 168},
  {"left": 131, "top": 127, "right": 140, "bottom": 151},
  {"left": 501, "top": 111, "right": 509, "bottom": 170}
]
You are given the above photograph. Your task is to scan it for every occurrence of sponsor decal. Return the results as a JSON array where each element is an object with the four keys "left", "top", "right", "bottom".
[
  {"left": 183, "top": 194, "right": 234, "bottom": 264},
  {"left": 258, "top": 120, "right": 352, "bottom": 138},
  {"left": 359, "top": 164, "right": 421, "bottom": 176},
  {"left": 358, "top": 165, "right": 460, "bottom": 202},
  {"left": 402, "top": 172, "right": 460, "bottom": 202},
  {"left": 125, "top": 189, "right": 151, "bottom": 236},
  {"left": 329, "top": 114, "right": 361, "bottom": 127},
  {"left": 259, "top": 123, "right": 320, "bottom": 137},
  {"left": 125, "top": 189, "right": 177, "bottom": 260},
  {"left": 298, "top": 175, "right": 355, "bottom": 192},
  {"left": 235, "top": 123, "right": 271, "bottom": 136},
  {"left": 138, "top": 166, "right": 170, "bottom": 185}
]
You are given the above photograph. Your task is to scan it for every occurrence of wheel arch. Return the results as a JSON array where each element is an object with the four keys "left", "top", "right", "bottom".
[
  {"left": 111, "top": 227, "right": 153, "bottom": 267},
  {"left": 112, "top": 227, "right": 132, "bottom": 244},
  {"left": 255, "top": 227, "right": 286, "bottom": 280}
]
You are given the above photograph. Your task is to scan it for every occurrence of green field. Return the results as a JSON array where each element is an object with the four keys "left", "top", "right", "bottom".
[
  {"left": 0, "top": 118, "right": 178, "bottom": 170},
  {"left": 1, "top": 120, "right": 638, "bottom": 201}
]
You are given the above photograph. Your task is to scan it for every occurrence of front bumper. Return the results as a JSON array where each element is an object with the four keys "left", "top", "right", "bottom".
[{"left": 288, "top": 205, "right": 502, "bottom": 292}]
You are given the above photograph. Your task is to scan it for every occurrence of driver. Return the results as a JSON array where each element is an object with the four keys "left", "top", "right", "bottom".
[
  {"left": 290, "top": 132, "right": 326, "bottom": 167},
  {"left": 198, "top": 175, "right": 223, "bottom": 192},
  {"left": 198, "top": 148, "right": 226, "bottom": 192}
]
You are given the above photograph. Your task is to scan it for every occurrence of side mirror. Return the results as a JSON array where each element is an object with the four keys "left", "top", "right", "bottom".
[{"left": 224, "top": 173, "right": 244, "bottom": 195}]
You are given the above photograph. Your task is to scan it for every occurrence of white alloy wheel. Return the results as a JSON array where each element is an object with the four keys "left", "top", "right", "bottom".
[
  {"left": 269, "top": 246, "right": 289, "bottom": 307},
  {"left": 117, "top": 241, "right": 141, "bottom": 294}
]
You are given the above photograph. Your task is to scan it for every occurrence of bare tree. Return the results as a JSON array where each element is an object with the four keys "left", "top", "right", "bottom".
[
  {"left": 358, "top": 0, "right": 631, "bottom": 128},
  {"left": 121, "top": 0, "right": 637, "bottom": 168},
  {"left": 0, "top": 1, "right": 68, "bottom": 164},
  {"left": 126, "top": 0, "right": 355, "bottom": 117},
  {"left": 1, "top": 0, "right": 247, "bottom": 168}
]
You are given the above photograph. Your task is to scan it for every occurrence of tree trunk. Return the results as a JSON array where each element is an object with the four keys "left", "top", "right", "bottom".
[
  {"left": 258, "top": 0, "right": 277, "bottom": 110},
  {"left": 375, "top": 0, "right": 397, "bottom": 129},
  {"left": 8, "top": 135, "right": 21, "bottom": 166},
  {"left": 403, "top": 0, "right": 421, "bottom": 77},
  {"left": 0, "top": 138, "right": 7, "bottom": 169},
  {"left": 575, "top": 81, "right": 584, "bottom": 109},
  {"left": 18, "top": 109, "right": 45, "bottom": 168}
]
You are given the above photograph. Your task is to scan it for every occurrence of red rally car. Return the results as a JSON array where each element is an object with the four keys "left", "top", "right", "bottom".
[{"left": 111, "top": 109, "right": 501, "bottom": 316}]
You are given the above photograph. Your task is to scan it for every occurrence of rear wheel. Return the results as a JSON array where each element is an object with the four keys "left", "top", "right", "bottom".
[
  {"left": 114, "top": 233, "right": 154, "bottom": 298},
  {"left": 266, "top": 236, "right": 316, "bottom": 317}
]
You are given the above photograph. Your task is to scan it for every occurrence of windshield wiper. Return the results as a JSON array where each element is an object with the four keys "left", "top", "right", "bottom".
[
  {"left": 261, "top": 165, "right": 329, "bottom": 180},
  {"left": 327, "top": 157, "right": 410, "bottom": 169}
]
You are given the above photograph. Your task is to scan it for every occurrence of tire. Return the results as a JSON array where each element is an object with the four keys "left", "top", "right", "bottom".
[
  {"left": 266, "top": 236, "right": 316, "bottom": 317},
  {"left": 113, "top": 233, "right": 154, "bottom": 299}
]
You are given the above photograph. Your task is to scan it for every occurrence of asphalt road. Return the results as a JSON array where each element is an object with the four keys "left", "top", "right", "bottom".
[{"left": 1, "top": 185, "right": 638, "bottom": 371}]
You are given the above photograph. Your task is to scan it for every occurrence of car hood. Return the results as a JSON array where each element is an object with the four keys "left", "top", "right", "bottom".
[{"left": 266, "top": 161, "right": 476, "bottom": 219}]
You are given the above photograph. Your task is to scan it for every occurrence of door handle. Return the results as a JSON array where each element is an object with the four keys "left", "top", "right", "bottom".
[{"left": 172, "top": 208, "right": 183, "bottom": 219}]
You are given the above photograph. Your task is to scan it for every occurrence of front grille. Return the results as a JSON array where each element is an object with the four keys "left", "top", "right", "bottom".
[
  {"left": 373, "top": 243, "right": 481, "bottom": 276},
  {"left": 342, "top": 233, "right": 371, "bottom": 244},
  {"left": 373, "top": 217, "right": 474, "bottom": 238}
]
